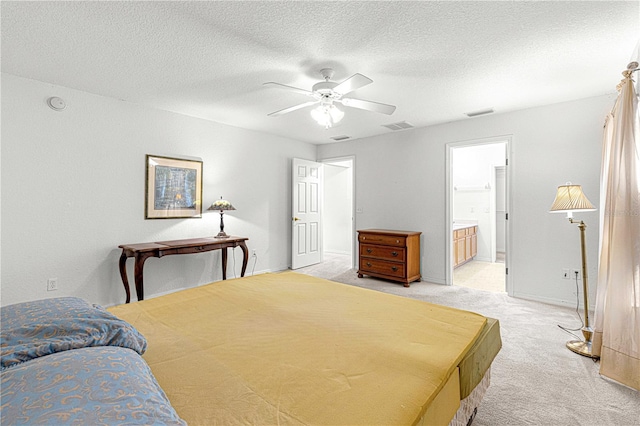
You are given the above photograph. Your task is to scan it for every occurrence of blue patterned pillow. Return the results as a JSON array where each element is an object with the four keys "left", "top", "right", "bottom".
[
  {"left": 1, "top": 346, "right": 186, "bottom": 425},
  {"left": 1, "top": 297, "right": 147, "bottom": 369}
]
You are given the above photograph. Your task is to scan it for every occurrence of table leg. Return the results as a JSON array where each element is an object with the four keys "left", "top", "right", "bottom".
[
  {"left": 238, "top": 241, "right": 249, "bottom": 277},
  {"left": 221, "top": 248, "right": 227, "bottom": 280},
  {"left": 134, "top": 253, "right": 154, "bottom": 302},
  {"left": 118, "top": 251, "right": 132, "bottom": 304}
]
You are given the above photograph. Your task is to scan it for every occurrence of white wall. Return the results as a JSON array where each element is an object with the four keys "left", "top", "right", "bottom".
[
  {"left": 453, "top": 143, "right": 506, "bottom": 188},
  {"left": 1, "top": 73, "right": 316, "bottom": 307},
  {"left": 318, "top": 94, "right": 614, "bottom": 307}
]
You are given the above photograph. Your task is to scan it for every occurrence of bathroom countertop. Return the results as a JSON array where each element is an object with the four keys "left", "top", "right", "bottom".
[{"left": 453, "top": 222, "right": 478, "bottom": 231}]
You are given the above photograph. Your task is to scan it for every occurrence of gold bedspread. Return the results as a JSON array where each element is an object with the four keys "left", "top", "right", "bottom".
[{"left": 108, "top": 272, "right": 488, "bottom": 425}]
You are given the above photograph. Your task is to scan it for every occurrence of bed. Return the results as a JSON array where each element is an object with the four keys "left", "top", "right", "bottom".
[
  {"left": 108, "top": 271, "right": 501, "bottom": 425},
  {"left": 1, "top": 271, "right": 500, "bottom": 425},
  {"left": 0, "top": 297, "right": 185, "bottom": 425}
]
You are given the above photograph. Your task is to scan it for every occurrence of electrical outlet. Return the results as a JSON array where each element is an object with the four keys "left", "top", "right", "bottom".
[
  {"left": 572, "top": 269, "right": 582, "bottom": 280},
  {"left": 562, "top": 268, "right": 570, "bottom": 279},
  {"left": 251, "top": 249, "right": 257, "bottom": 257},
  {"left": 47, "top": 278, "right": 58, "bottom": 291}
]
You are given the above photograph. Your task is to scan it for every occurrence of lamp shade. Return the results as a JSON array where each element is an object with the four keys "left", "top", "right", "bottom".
[
  {"left": 549, "top": 184, "right": 595, "bottom": 213},
  {"left": 310, "top": 104, "right": 344, "bottom": 128},
  {"left": 207, "top": 197, "right": 236, "bottom": 212}
]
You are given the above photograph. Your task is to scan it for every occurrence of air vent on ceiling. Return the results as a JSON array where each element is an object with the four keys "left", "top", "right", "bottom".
[
  {"left": 330, "top": 135, "right": 351, "bottom": 141},
  {"left": 382, "top": 121, "right": 414, "bottom": 131},
  {"left": 465, "top": 108, "right": 494, "bottom": 117}
]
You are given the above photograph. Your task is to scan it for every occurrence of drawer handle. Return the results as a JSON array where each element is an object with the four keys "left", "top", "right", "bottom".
[
  {"left": 391, "top": 266, "right": 398, "bottom": 271},
  {"left": 362, "top": 237, "right": 366, "bottom": 240},
  {"left": 366, "top": 248, "right": 373, "bottom": 253},
  {"left": 391, "top": 251, "right": 398, "bottom": 257},
  {"left": 367, "top": 262, "right": 372, "bottom": 267}
]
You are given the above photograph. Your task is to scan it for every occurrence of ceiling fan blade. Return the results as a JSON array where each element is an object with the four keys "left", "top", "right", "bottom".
[
  {"left": 339, "top": 98, "right": 396, "bottom": 115},
  {"left": 263, "top": 82, "right": 315, "bottom": 97},
  {"left": 333, "top": 73, "right": 373, "bottom": 95},
  {"left": 267, "top": 100, "right": 319, "bottom": 117}
]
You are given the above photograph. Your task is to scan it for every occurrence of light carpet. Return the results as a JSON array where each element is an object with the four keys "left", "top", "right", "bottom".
[{"left": 325, "top": 269, "right": 640, "bottom": 426}]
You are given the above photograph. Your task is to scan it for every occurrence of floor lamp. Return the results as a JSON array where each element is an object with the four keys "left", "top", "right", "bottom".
[{"left": 549, "top": 183, "right": 598, "bottom": 358}]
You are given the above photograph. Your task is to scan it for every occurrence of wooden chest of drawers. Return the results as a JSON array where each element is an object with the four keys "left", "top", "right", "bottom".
[{"left": 357, "top": 229, "right": 421, "bottom": 287}]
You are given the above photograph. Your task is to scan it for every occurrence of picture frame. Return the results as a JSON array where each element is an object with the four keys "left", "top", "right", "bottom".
[{"left": 145, "top": 154, "right": 203, "bottom": 219}]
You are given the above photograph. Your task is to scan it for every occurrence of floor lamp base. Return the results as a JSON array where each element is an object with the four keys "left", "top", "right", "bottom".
[{"left": 566, "top": 340, "right": 599, "bottom": 359}]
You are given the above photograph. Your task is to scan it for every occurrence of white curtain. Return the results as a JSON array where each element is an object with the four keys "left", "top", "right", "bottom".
[{"left": 593, "top": 66, "right": 640, "bottom": 391}]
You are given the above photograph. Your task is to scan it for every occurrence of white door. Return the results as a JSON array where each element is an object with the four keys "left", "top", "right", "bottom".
[
  {"left": 291, "top": 158, "right": 323, "bottom": 269},
  {"left": 495, "top": 166, "right": 507, "bottom": 254}
]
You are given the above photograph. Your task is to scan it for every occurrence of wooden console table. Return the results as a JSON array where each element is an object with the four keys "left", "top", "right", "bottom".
[{"left": 118, "top": 236, "right": 248, "bottom": 303}]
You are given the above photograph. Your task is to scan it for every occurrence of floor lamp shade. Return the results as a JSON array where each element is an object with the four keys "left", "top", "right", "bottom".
[
  {"left": 549, "top": 184, "right": 595, "bottom": 215},
  {"left": 549, "top": 183, "right": 598, "bottom": 358}
]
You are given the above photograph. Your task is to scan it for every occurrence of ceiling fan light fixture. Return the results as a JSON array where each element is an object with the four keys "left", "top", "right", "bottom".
[
  {"left": 266, "top": 68, "right": 395, "bottom": 125},
  {"left": 311, "top": 104, "right": 343, "bottom": 129},
  {"left": 329, "top": 105, "right": 344, "bottom": 122}
]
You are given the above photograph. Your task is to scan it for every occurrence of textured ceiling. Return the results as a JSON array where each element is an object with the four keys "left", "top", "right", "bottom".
[{"left": 2, "top": 1, "right": 638, "bottom": 144}]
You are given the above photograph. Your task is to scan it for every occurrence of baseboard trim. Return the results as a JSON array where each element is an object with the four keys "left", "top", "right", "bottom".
[
  {"left": 512, "top": 292, "right": 595, "bottom": 311},
  {"left": 422, "top": 275, "right": 447, "bottom": 285},
  {"left": 324, "top": 250, "right": 351, "bottom": 255}
]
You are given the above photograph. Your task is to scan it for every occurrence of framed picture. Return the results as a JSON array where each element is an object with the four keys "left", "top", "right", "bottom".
[{"left": 145, "top": 154, "right": 203, "bottom": 219}]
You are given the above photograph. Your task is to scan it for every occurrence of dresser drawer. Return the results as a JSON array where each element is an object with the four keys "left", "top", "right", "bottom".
[
  {"left": 359, "top": 258, "right": 405, "bottom": 279},
  {"left": 358, "top": 233, "right": 406, "bottom": 247},
  {"left": 360, "top": 244, "right": 406, "bottom": 262}
]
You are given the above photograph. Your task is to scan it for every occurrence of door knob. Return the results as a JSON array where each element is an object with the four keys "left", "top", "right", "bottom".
[{"left": 293, "top": 217, "right": 300, "bottom": 221}]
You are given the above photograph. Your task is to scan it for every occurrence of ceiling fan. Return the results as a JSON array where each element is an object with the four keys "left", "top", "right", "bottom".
[{"left": 264, "top": 68, "right": 396, "bottom": 128}]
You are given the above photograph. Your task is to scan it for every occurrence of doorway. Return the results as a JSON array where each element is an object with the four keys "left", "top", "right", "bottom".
[
  {"left": 295, "top": 157, "right": 355, "bottom": 278},
  {"left": 445, "top": 138, "right": 511, "bottom": 294},
  {"left": 321, "top": 157, "right": 354, "bottom": 274}
]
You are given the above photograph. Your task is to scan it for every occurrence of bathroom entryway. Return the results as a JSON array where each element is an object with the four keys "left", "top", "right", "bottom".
[{"left": 447, "top": 138, "right": 510, "bottom": 294}]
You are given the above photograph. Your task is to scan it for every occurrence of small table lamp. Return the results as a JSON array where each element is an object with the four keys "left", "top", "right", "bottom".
[
  {"left": 549, "top": 183, "right": 598, "bottom": 358},
  {"left": 207, "top": 197, "right": 236, "bottom": 238}
]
